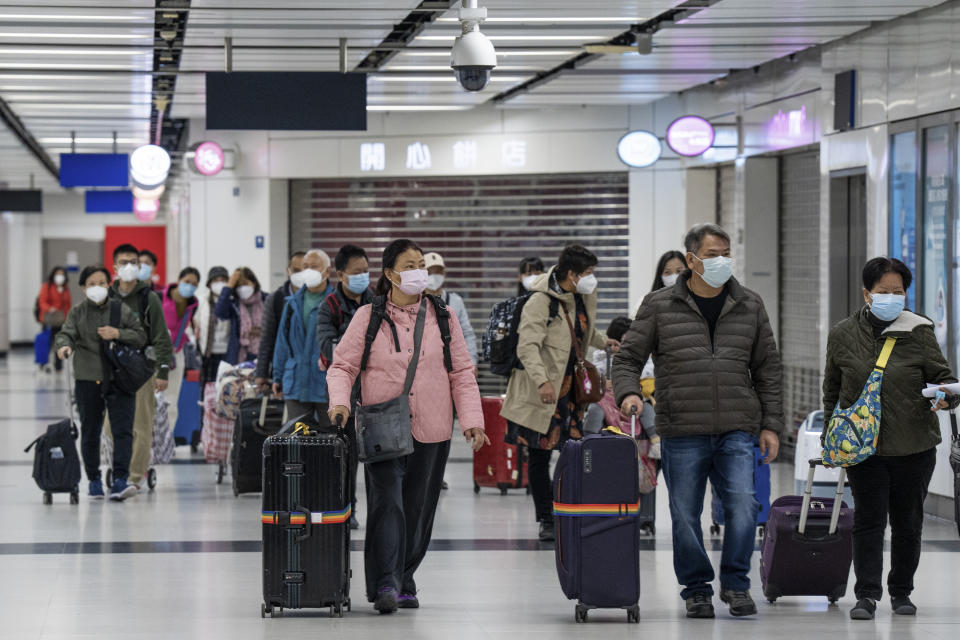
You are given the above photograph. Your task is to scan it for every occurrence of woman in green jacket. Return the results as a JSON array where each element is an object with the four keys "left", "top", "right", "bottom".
[
  {"left": 823, "top": 257, "right": 957, "bottom": 621},
  {"left": 55, "top": 265, "right": 146, "bottom": 502}
]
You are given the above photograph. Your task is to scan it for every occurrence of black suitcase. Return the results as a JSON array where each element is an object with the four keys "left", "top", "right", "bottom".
[
  {"left": 24, "top": 418, "right": 81, "bottom": 505},
  {"left": 261, "top": 418, "right": 351, "bottom": 618},
  {"left": 233, "top": 397, "right": 284, "bottom": 496}
]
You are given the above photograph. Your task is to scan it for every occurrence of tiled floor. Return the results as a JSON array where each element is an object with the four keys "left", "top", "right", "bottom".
[{"left": 2, "top": 349, "right": 959, "bottom": 639}]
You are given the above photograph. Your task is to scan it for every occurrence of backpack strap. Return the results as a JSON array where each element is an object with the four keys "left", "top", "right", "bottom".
[
  {"left": 426, "top": 294, "right": 453, "bottom": 373},
  {"left": 360, "top": 296, "right": 401, "bottom": 371},
  {"left": 325, "top": 293, "right": 343, "bottom": 330},
  {"left": 109, "top": 299, "right": 122, "bottom": 329}
]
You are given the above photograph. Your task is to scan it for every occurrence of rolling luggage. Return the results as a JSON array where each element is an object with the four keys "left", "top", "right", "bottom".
[
  {"left": 173, "top": 370, "right": 201, "bottom": 447},
  {"left": 232, "top": 396, "right": 284, "bottom": 496},
  {"left": 553, "top": 428, "right": 641, "bottom": 623},
  {"left": 201, "top": 381, "right": 234, "bottom": 482},
  {"left": 261, "top": 417, "right": 351, "bottom": 618},
  {"left": 474, "top": 396, "right": 528, "bottom": 494},
  {"left": 709, "top": 441, "right": 771, "bottom": 536},
  {"left": 760, "top": 459, "right": 853, "bottom": 603},
  {"left": 24, "top": 418, "right": 81, "bottom": 505}
]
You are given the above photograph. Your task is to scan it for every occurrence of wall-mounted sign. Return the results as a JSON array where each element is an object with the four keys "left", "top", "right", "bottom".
[
  {"left": 130, "top": 144, "right": 171, "bottom": 188},
  {"left": 453, "top": 140, "right": 478, "bottom": 170},
  {"left": 616, "top": 130, "right": 662, "bottom": 168},
  {"left": 193, "top": 141, "right": 225, "bottom": 176},
  {"left": 666, "top": 116, "right": 715, "bottom": 157},
  {"left": 360, "top": 142, "right": 386, "bottom": 172},
  {"left": 765, "top": 105, "right": 813, "bottom": 150},
  {"left": 501, "top": 141, "right": 527, "bottom": 168},
  {"left": 406, "top": 142, "right": 432, "bottom": 170}
]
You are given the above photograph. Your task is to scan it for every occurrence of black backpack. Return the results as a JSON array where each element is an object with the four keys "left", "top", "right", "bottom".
[
  {"left": 100, "top": 300, "right": 154, "bottom": 394},
  {"left": 24, "top": 419, "right": 81, "bottom": 494},
  {"left": 360, "top": 294, "right": 453, "bottom": 372},
  {"left": 483, "top": 292, "right": 560, "bottom": 377}
]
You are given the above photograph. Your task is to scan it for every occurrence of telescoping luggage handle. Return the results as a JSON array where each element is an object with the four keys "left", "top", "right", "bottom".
[{"left": 798, "top": 458, "right": 846, "bottom": 536}]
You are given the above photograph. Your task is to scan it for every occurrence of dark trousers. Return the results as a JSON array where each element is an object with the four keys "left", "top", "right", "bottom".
[
  {"left": 200, "top": 354, "right": 224, "bottom": 388},
  {"left": 846, "top": 448, "right": 937, "bottom": 600},
  {"left": 50, "top": 326, "right": 63, "bottom": 371},
  {"left": 75, "top": 380, "right": 136, "bottom": 482},
  {"left": 364, "top": 439, "right": 450, "bottom": 600},
  {"left": 528, "top": 448, "right": 554, "bottom": 524}
]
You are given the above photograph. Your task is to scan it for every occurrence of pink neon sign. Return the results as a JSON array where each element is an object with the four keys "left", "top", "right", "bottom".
[
  {"left": 193, "top": 141, "right": 225, "bottom": 176},
  {"left": 666, "top": 116, "right": 715, "bottom": 157}
]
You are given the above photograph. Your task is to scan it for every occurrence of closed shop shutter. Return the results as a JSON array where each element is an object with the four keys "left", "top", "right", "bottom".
[
  {"left": 778, "top": 150, "right": 821, "bottom": 445},
  {"left": 289, "top": 172, "right": 629, "bottom": 396}
]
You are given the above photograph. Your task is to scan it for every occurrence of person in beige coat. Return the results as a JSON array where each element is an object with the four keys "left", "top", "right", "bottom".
[{"left": 500, "top": 245, "right": 618, "bottom": 541}]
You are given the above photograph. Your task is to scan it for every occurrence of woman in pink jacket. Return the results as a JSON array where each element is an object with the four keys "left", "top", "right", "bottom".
[{"left": 328, "top": 239, "right": 488, "bottom": 615}]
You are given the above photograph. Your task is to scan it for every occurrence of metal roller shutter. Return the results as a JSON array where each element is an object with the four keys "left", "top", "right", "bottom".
[
  {"left": 289, "top": 172, "right": 629, "bottom": 395},
  {"left": 778, "top": 150, "right": 821, "bottom": 447}
]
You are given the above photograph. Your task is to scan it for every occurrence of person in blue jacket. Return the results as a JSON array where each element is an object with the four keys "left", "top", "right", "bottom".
[
  {"left": 272, "top": 249, "right": 335, "bottom": 423},
  {"left": 213, "top": 266, "right": 268, "bottom": 365}
]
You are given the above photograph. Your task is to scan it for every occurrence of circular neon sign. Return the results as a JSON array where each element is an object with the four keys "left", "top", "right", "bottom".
[
  {"left": 193, "top": 141, "right": 225, "bottom": 176},
  {"left": 129, "top": 144, "right": 170, "bottom": 188},
  {"left": 616, "top": 130, "right": 662, "bottom": 168},
  {"left": 134, "top": 197, "right": 159, "bottom": 222},
  {"left": 666, "top": 116, "right": 715, "bottom": 157}
]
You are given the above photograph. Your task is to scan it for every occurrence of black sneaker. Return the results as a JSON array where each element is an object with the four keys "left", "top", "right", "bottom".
[
  {"left": 891, "top": 596, "right": 916, "bottom": 616},
  {"left": 850, "top": 598, "right": 877, "bottom": 620},
  {"left": 538, "top": 521, "right": 555, "bottom": 542},
  {"left": 374, "top": 588, "right": 398, "bottom": 614},
  {"left": 685, "top": 592, "right": 715, "bottom": 618},
  {"left": 397, "top": 593, "right": 420, "bottom": 609},
  {"left": 719, "top": 589, "right": 757, "bottom": 617}
]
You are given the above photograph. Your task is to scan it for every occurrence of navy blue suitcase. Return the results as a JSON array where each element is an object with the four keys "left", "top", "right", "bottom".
[
  {"left": 710, "top": 442, "right": 771, "bottom": 536},
  {"left": 553, "top": 431, "right": 641, "bottom": 623}
]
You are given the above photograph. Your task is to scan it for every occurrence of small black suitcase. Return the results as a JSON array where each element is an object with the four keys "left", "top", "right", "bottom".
[
  {"left": 24, "top": 418, "right": 81, "bottom": 505},
  {"left": 232, "top": 397, "right": 284, "bottom": 496},
  {"left": 261, "top": 418, "right": 351, "bottom": 618}
]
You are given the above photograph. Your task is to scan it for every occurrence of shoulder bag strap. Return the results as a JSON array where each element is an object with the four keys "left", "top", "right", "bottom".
[
  {"left": 875, "top": 336, "right": 896, "bottom": 370},
  {"left": 402, "top": 298, "right": 429, "bottom": 395},
  {"left": 109, "top": 299, "right": 122, "bottom": 329},
  {"left": 426, "top": 294, "right": 453, "bottom": 372},
  {"left": 560, "top": 301, "right": 585, "bottom": 363}
]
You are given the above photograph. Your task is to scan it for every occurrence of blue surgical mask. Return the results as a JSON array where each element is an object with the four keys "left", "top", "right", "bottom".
[
  {"left": 869, "top": 293, "right": 905, "bottom": 322},
  {"left": 346, "top": 272, "right": 370, "bottom": 295},
  {"left": 178, "top": 282, "right": 197, "bottom": 299},
  {"left": 138, "top": 264, "right": 153, "bottom": 281},
  {"left": 696, "top": 255, "right": 733, "bottom": 289}
]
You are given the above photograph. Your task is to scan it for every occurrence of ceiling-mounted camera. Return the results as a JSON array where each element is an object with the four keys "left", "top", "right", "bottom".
[{"left": 450, "top": 1, "right": 496, "bottom": 92}]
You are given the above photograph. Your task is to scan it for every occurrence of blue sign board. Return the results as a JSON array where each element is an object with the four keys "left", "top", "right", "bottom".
[
  {"left": 85, "top": 190, "right": 133, "bottom": 213},
  {"left": 60, "top": 153, "right": 129, "bottom": 188}
]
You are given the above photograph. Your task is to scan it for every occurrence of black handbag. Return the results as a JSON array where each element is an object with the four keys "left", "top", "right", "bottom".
[
  {"left": 354, "top": 298, "right": 427, "bottom": 464},
  {"left": 101, "top": 300, "right": 154, "bottom": 395}
]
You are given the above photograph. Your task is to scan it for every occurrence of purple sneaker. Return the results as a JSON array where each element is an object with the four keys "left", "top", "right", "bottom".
[
  {"left": 374, "top": 588, "right": 398, "bottom": 614},
  {"left": 398, "top": 593, "right": 420, "bottom": 609}
]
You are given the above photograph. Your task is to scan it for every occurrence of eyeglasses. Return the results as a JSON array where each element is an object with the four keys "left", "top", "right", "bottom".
[{"left": 117, "top": 259, "right": 137, "bottom": 267}]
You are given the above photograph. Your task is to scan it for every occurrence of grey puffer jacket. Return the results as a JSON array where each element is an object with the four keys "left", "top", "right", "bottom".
[{"left": 612, "top": 273, "right": 784, "bottom": 438}]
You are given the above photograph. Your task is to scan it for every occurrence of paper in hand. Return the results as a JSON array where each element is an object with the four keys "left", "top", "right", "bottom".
[{"left": 922, "top": 382, "right": 960, "bottom": 398}]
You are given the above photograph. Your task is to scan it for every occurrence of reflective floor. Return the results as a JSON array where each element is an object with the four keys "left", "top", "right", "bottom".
[{"left": 2, "top": 349, "right": 959, "bottom": 639}]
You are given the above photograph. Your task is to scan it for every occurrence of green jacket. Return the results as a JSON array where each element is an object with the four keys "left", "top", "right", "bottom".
[
  {"left": 54, "top": 299, "right": 146, "bottom": 382},
  {"left": 110, "top": 280, "right": 173, "bottom": 380},
  {"left": 823, "top": 307, "right": 958, "bottom": 457}
]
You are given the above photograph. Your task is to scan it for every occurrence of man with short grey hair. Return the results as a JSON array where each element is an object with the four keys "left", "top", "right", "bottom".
[{"left": 613, "top": 223, "right": 783, "bottom": 619}]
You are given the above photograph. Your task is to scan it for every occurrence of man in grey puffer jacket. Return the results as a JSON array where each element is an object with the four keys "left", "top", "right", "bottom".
[{"left": 613, "top": 224, "right": 783, "bottom": 620}]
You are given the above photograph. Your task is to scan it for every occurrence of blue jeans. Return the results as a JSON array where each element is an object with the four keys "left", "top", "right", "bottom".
[{"left": 661, "top": 430, "right": 760, "bottom": 599}]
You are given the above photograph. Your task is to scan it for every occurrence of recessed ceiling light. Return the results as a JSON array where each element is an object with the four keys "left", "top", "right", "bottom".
[{"left": 366, "top": 105, "right": 473, "bottom": 111}]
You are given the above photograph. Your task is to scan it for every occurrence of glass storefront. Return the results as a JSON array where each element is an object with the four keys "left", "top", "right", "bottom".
[
  {"left": 922, "top": 125, "right": 950, "bottom": 353},
  {"left": 890, "top": 131, "right": 917, "bottom": 310}
]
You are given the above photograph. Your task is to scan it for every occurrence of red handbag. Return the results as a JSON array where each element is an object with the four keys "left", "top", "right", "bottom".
[{"left": 562, "top": 304, "right": 604, "bottom": 405}]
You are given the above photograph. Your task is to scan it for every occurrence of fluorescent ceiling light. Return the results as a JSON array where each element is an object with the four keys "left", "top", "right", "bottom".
[
  {"left": 436, "top": 17, "right": 646, "bottom": 23},
  {"left": 416, "top": 35, "right": 609, "bottom": 42},
  {"left": 366, "top": 105, "right": 473, "bottom": 111},
  {"left": 399, "top": 49, "right": 579, "bottom": 57},
  {"left": 386, "top": 65, "right": 543, "bottom": 72},
  {"left": 0, "top": 63, "right": 138, "bottom": 70},
  {"left": 0, "top": 33, "right": 152, "bottom": 40},
  {"left": 14, "top": 103, "right": 149, "bottom": 109},
  {"left": 40, "top": 137, "right": 142, "bottom": 144},
  {"left": 0, "top": 73, "right": 125, "bottom": 80},
  {"left": 370, "top": 75, "right": 529, "bottom": 83},
  {"left": 0, "top": 14, "right": 145, "bottom": 21},
  {"left": 0, "top": 47, "right": 150, "bottom": 55}
]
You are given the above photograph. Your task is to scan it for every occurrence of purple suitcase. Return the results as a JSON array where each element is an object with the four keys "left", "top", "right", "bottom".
[
  {"left": 553, "top": 428, "right": 641, "bottom": 623},
  {"left": 760, "top": 459, "right": 853, "bottom": 603}
]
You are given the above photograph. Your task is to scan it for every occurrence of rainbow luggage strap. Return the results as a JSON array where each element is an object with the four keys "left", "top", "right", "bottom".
[
  {"left": 261, "top": 505, "right": 352, "bottom": 526},
  {"left": 552, "top": 502, "right": 640, "bottom": 518}
]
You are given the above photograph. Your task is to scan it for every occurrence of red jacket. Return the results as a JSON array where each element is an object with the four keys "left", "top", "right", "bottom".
[{"left": 38, "top": 282, "right": 72, "bottom": 322}]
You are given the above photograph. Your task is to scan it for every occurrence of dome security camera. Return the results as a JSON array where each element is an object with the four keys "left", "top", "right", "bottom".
[{"left": 450, "top": 3, "right": 496, "bottom": 92}]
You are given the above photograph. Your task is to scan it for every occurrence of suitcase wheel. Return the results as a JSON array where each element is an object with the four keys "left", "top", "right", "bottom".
[
  {"left": 709, "top": 523, "right": 721, "bottom": 536},
  {"left": 767, "top": 597, "right": 778, "bottom": 604},
  {"left": 499, "top": 487, "right": 508, "bottom": 496},
  {"left": 147, "top": 468, "right": 157, "bottom": 490},
  {"left": 575, "top": 604, "right": 589, "bottom": 623},
  {"left": 828, "top": 597, "right": 838, "bottom": 605},
  {"left": 69, "top": 491, "right": 79, "bottom": 505},
  {"left": 42, "top": 492, "right": 52, "bottom": 505},
  {"left": 627, "top": 605, "right": 640, "bottom": 624},
  {"left": 106, "top": 469, "right": 113, "bottom": 488},
  {"left": 216, "top": 463, "right": 225, "bottom": 485},
  {"left": 346, "top": 599, "right": 352, "bottom": 612},
  {"left": 473, "top": 483, "right": 480, "bottom": 494},
  {"left": 330, "top": 603, "right": 344, "bottom": 618},
  {"left": 757, "top": 525, "right": 765, "bottom": 538}
]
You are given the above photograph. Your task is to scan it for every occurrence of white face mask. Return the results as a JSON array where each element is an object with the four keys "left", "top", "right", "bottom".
[
  {"left": 662, "top": 273, "right": 680, "bottom": 288},
  {"left": 426, "top": 274, "right": 445, "bottom": 291},
  {"left": 300, "top": 268, "right": 326, "bottom": 290},
  {"left": 53, "top": 274, "right": 66, "bottom": 286},
  {"left": 210, "top": 281, "right": 226, "bottom": 297},
  {"left": 85, "top": 285, "right": 108, "bottom": 304},
  {"left": 117, "top": 263, "right": 139, "bottom": 283},
  {"left": 289, "top": 270, "right": 307, "bottom": 289},
  {"left": 521, "top": 274, "right": 538, "bottom": 291},
  {"left": 576, "top": 273, "right": 598, "bottom": 295},
  {"left": 237, "top": 285, "right": 255, "bottom": 300}
]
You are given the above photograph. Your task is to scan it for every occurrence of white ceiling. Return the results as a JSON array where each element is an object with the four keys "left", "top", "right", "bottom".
[{"left": 0, "top": 0, "right": 947, "bottom": 192}]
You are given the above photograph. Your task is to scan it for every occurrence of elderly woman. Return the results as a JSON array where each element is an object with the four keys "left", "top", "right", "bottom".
[{"left": 823, "top": 257, "right": 958, "bottom": 621}]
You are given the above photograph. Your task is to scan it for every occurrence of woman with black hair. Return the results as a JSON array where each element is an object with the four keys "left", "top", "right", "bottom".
[
  {"left": 54, "top": 265, "right": 145, "bottom": 501},
  {"left": 161, "top": 266, "right": 201, "bottom": 427},
  {"left": 517, "top": 256, "right": 545, "bottom": 296},
  {"left": 37, "top": 266, "right": 73, "bottom": 371},
  {"left": 824, "top": 257, "right": 958, "bottom": 621},
  {"left": 631, "top": 250, "right": 688, "bottom": 317},
  {"left": 327, "top": 239, "right": 486, "bottom": 614},
  {"left": 214, "top": 266, "right": 267, "bottom": 364}
]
